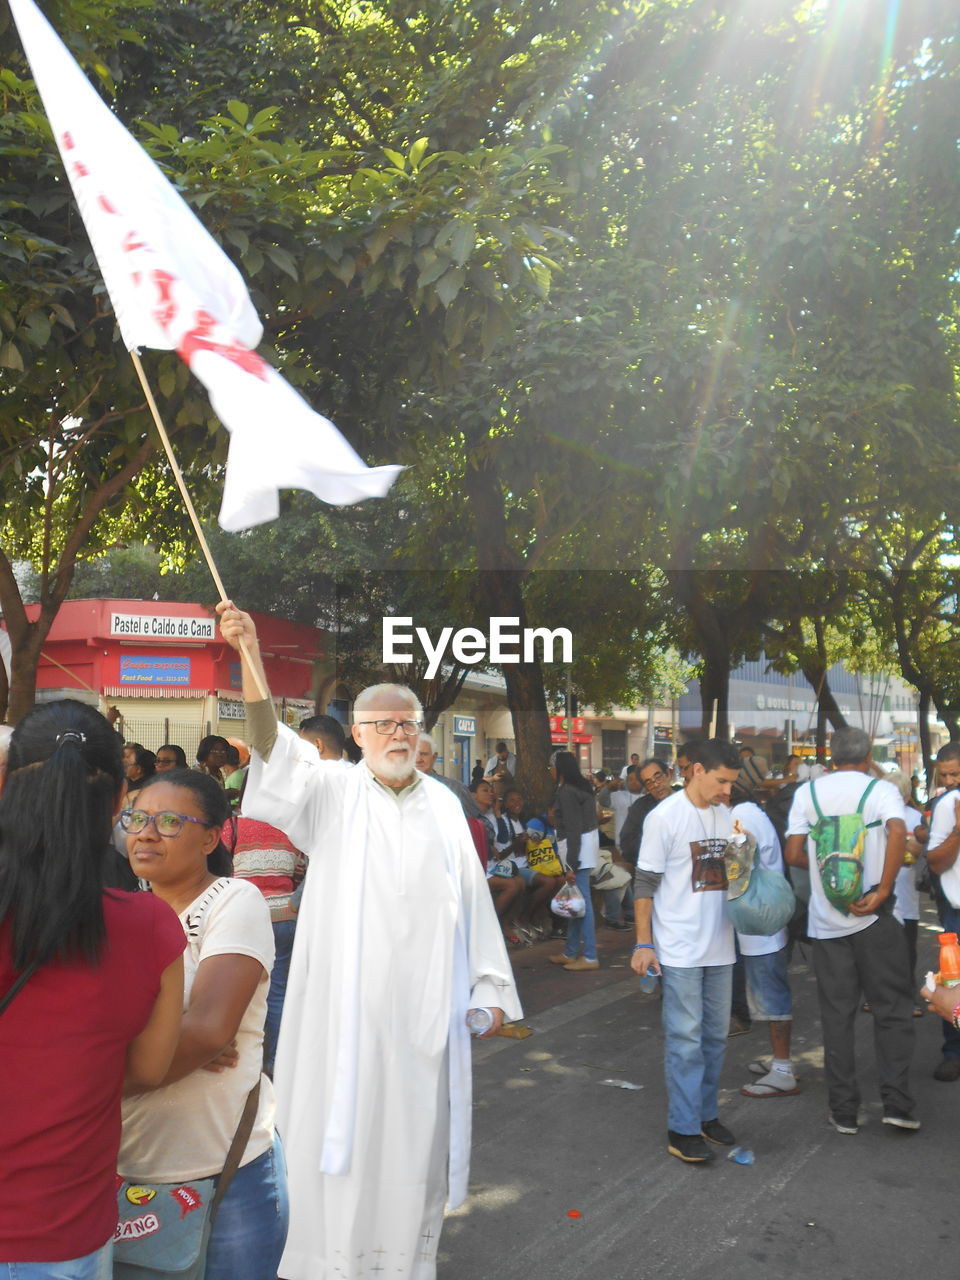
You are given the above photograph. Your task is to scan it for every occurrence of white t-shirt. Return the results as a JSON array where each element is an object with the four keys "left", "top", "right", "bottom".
[
  {"left": 119, "top": 877, "right": 276, "bottom": 1181},
  {"left": 893, "top": 805, "right": 923, "bottom": 923},
  {"left": 786, "top": 771, "right": 905, "bottom": 940},
  {"left": 610, "top": 790, "right": 638, "bottom": 843},
  {"left": 730, "top": 801, "right": 788, "bottom": 957},
  {"left": 637, "top": 789, "right": 735, "bottom": 968},
  {"left": 928, "top": 788, "right": 960, "bottom": 907}
]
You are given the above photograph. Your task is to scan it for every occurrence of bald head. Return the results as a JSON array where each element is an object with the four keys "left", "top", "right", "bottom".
[{"left": 353, "top": 683, "right": 423, "bottom": 721}]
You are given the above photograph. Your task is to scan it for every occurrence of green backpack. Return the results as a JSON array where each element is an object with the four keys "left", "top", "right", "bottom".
[{"left": 809, "top": 778, "right": 881, "bottom": 914}]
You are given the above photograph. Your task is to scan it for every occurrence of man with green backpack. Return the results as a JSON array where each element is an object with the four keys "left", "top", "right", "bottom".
[{"left": 784, "top": 727, "right": 917, "bottom": 1136}]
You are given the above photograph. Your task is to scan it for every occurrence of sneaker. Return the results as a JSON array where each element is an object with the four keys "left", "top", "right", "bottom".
[
  {"left": 667, "top": 1131, "right": 715, "bottom": 1163},
  {"left": 829, "top": 1112, "right": 859, "bottom": 1135},
  {"left": 549, "top": 952, "right": 576, "bottom": 965},
  {"left": 933, "top": 1057, "right": 960, "bottom": 1082},
  {"left": 882, "top": 1108, "right": 921, "bottom": 1131},
  {"left": 563, "top": 957, "right": 600, "bottom": 971},
  {"left": 700, "top": 1118, "right": 736, "bottom": 1146},
  {"left": 604, "top": 919, "right": 630, "bottom": 931}
]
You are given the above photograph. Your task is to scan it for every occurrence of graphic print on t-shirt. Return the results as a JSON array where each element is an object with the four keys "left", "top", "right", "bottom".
[{"left": 690, "top": 838, "right": 729, "bottom": 892}]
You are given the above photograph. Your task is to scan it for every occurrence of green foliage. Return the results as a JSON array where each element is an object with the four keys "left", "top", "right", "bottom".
[{"left": 2, "top": 0, "right": 960, "bottom": 733}]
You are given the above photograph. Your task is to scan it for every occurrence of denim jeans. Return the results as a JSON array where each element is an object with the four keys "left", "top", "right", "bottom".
[
  {"left": 205, "top": 1134, "right": 289, "bottom": 1280},
  {"left": 265, "top": 918, "right": 297, "bottom": 1075},
  {"left": 562, "top": 867, "right": 597, "bottom": 961},
  {"left": 0, "top": 1241, "right": 112, "bottom": 1280},
  {"left": 602, "top": 885, "right": 631, "bottom": 923},
  {"left": 660, "top": 963, "right": 733, "bottom": 1134}
]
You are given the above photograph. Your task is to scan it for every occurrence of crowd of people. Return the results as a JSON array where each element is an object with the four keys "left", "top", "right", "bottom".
[{"left": 3, "top": 616, "right": 958, "bottom": 1277}]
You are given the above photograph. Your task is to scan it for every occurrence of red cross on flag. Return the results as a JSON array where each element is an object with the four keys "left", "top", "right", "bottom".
[{"left": 9, "top": 0, "right": 402, "bottom": 531}]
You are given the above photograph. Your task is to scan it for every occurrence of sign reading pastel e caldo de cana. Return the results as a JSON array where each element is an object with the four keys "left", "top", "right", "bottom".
[
  {"left": 110, "top": 613, "right": 215, "bottom": 640},
  {"left": 382, "top": 616, "right": 572, "bottom": 680}
]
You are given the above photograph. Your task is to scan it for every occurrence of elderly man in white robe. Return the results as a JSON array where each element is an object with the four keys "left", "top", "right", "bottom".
[{"left": 217, "top": 602, "right": 521, "bottom": 1280}]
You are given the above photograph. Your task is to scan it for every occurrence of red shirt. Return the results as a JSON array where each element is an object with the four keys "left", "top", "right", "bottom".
[{"left": 0, "top": 890, "right": 185, "bottom": 1262}]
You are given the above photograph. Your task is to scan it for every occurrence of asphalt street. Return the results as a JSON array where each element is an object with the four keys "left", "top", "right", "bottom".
[{"left": 441, "top": 908, "right": 956, "bottom": 1279}]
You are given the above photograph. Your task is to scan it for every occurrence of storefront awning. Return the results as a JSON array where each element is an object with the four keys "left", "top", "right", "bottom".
[{"left": 102, "top": 686, "right": 208, "bottom": 699}]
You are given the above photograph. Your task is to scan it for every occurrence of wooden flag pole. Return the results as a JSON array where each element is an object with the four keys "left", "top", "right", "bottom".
[{"left": 130, "top": 349, "right": 271, "bottom": 703}]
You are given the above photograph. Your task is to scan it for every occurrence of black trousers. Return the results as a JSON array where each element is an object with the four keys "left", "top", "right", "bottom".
[{"left": 812, "top": 914, "right": 915, "bottom": 1117}]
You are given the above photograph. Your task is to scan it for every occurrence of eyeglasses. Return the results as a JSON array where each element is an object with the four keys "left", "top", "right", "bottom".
[
  {"left": 155, "top": 757, "right": 179, "bottom": 767},
  {"left": 354, "top": 719, "right": 422, "bottom": 736},
  {"left": 119, "top": 809, "right": 214, "bottom": 837},
  {"left": 641, "top": 773, "right": 667, "bottom": 791}
]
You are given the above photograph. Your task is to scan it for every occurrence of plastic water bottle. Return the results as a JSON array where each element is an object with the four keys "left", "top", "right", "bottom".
[
  {"left": 467, "top": 1008, "right": 494, "bottom": 1036},
  {"left": 639, "top": 965, "right": 661, "bottom": 995},
  {"left": 727, "top": 1146, "right": 757, "bottom": 1167}
]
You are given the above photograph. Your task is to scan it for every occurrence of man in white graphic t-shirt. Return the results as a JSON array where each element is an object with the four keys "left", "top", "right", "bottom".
[
  {"left": 785, "top": 726, "right": 915, "bottom": 1136},
  {"left": 631, "top": 739, "right": 741, "bottom": 1163}
]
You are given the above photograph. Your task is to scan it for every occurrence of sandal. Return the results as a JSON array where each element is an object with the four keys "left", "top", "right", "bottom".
[{"left": 740, "top": 1070, "right": 800, "bottom": 1098}]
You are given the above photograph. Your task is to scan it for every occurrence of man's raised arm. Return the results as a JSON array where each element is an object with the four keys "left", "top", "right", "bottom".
[{"left": 216, "top": 600, "right": 277, "bottom": 761}]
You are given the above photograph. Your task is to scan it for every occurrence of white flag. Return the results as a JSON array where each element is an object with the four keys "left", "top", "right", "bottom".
[{"left": 9, "top": 0, "right": 401, "bottom": 530}]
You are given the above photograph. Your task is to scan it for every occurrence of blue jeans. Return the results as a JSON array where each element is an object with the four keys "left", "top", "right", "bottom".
[
  {"left": 0, "top": 1242, "right": 112, "bottom": 1280},
  {"left": 562, "top": 867, "right": 597, "bottom": 960},
  {"left": 205, "top": 1134, "right": 288, "bottom": 1280},
  {"left": 265, "top": 918, "right": 297, "bottom": 1075},
  {"left": 661, "top": 963, "right": 733, "bottom": 1135},
  {"left": 602, "top": 885, "right": 631, "bottom": 923}
]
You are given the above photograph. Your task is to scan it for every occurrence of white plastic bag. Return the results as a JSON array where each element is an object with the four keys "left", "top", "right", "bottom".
[{"left": 551, "top": 881, "right": 586, "bottom": 918}]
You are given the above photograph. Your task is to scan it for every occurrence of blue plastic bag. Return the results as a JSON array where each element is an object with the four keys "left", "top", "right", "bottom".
[{"left": 725, "top": 865, "right": 795, "bottom": 936}]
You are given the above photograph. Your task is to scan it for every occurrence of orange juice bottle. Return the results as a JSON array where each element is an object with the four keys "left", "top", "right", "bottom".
[{"left": 938, "top": 933, "right": 960, "bottom": 987}]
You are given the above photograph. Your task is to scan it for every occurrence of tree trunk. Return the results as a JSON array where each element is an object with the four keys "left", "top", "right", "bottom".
[
  {"left": 699, "top": 648, "right": 730, "bottom": 739},
  {"left": 941, "top": 708, "right": 960, "bottom": 744},
  {"left": 5, "top": 622, "right": 46, "bottom": 725},
  {"left": 800, "top": 661, "right": 848, "bottom": 732},
  {"left": 918, "top": 690, "right": 932, "bottom": 786},
  {"left": 463, "top": 457, "right": 553, "bottom": 812},
  {"left": 670, "top": 571, "right": 732, "bottom": 740},
  {"left": 815, "top": 692, "right": 829, "bottom": 761}
]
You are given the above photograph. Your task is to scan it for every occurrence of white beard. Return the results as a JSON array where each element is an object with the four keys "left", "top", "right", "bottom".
[{"left": 369, "top": 744, "right": 416, "bottom": 785}]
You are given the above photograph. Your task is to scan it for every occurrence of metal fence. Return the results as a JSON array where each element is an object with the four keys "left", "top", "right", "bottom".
[{"left": 120, "top": 719, "right": 207, "bottom": 763}]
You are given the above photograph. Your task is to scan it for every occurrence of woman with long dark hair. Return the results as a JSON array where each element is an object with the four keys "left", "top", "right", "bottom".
[
  {"left": 0, "top": 700, "right": 185, "bottom": 1280},
  {"left": 548, "top": 749, "right": 601, "bottom": 971},
  {"left": 118, "top": 769, "right": 288, "bottom": 1280}
]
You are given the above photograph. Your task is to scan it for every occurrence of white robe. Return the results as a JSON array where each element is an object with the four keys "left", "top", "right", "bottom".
[{"left": 246, "top": 725, "right": 522, "bottom": 1280}]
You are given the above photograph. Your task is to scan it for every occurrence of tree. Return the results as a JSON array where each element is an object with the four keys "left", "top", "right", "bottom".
[{"left": 0, "top": 0, "right": 585, "bottom": 719}]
